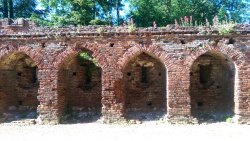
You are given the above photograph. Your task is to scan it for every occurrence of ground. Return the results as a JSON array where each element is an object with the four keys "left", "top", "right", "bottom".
[{"left": 0, "top": 122, "right": 250, "bottom": 141}]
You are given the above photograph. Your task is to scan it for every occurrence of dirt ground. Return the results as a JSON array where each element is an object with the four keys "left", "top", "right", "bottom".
[{"left": 0, "top": 122, "right": 250, "bottom": 141}]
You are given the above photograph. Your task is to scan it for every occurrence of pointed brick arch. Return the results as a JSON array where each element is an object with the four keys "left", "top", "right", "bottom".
[
  {"left": 54, "top": 43, "right": 107, "bottom": 70},
  {"left": 0, "top": 45, "right": 43, "bottom": 69},
  {"left": 117, "top": 45, "right": 173, "bottom": 71},
  {"left": 55, "top": 44, "right": 103, "bottom": 123},
  {"left": 118, "top": 44, "right": 170, "bottom": 121},
  {"left": 187, "top": 43, "right": 247, "bottom": 68}
]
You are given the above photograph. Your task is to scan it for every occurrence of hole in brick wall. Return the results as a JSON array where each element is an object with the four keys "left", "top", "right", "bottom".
[
  {"left": 18, "top": 101, "right": 23, "bottom": 106},
  {"left": 217, "top": 85, "right": 221, "bottom": 89},
  {"left": 190, "top": 72, "right": 193, "bottom": 76},
  {"left": 41, "top": 42, "right": 46, "bottom": 48},
  {"left": 197, "top": 102, "right": 203, "bottom": 107},
  {"left": 110, "top": 43, "right": 114, "bottom": 47},
  {"left": 17, "top": 72, "right": 22, "bottom": 76},
  {"left": 146, "top": 101, "right": 153, "bottom": 106},
  {"left": 127, "top": 72, "right": 132, "bottom": 76},
  {"left": 49, "top": 100, "right": 53, "bottom": 105},
  {"left": 228, "top": 38, "right": 235, "bottom": 44},
  {"left": 73, "top": 72, "right": 76, "bottom": 76},
  {"left": 158, "top": 72, "right": 162, "bottom": 76},
  {"left": 180, "top": 39, "right": 186, "bottom": 44}
]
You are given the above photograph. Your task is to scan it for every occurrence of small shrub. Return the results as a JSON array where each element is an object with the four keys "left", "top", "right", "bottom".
[
  {"left": 224, "top": 116, "right": 233, "bottom": 123},
  {"left": 89, "top": 19, "right": 108, "bottom": 25},
  {"left": 97, "top": 27, "right": 104, "bottom": 34},
  {"left": 216, "top": 21, "right": 236, "bottom": 35},
  {"left": 127, "top": 18, "right": 137, "bottom": 33},
  {"left": 128, "top": 24, "right": 136, "bottom": 33}
]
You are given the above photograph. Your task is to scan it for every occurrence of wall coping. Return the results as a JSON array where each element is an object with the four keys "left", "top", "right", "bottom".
[{"left": 0, "top": 19, "right": 250, "bottom": 38}]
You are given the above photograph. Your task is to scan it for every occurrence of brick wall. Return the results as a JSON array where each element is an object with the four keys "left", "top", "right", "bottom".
[{"left": 0, "top": 20, "right": 250, "bottom": 124}]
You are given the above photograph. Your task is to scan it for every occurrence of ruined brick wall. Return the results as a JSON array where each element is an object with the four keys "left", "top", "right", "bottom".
[{"left": 0, "top": 19, "right": 250, "bottom": 124}]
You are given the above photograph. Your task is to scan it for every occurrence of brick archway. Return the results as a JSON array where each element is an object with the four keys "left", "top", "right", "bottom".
[
  {"left": 0, "top": 45, "right": 41, "bottom": 123},
  {"left": 118, "top": 45, "right": 172, "bottom": 121},
  {"left": 187, "top": 43, "right": 247, "bottom": 68},
  {"left": 0, "top": 45, "right": 43, "bottom": 69},
  {"left": 55, "top": 44, "right": 103, "bottom": 123},
  {"left": 54, "top": 43, "right": 107, "bottom": 70},
  {"left": 188, "top": 43, "right": 248, "bottom": 122},
  {"left": 118, "top": 45, "right": 172, "bottom": 70}
]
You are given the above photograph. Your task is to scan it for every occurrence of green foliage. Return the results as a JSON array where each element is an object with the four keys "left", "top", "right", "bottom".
[
  {"left": 128, "top": 0, "right": 246, "bottom": 27},
  {"left": 79, "top": 52, "right": 98, "bottom": 66},
  {"left": 129, "top": 0, "right": 167, "bottom": 27},
  {"left": 14, "top": 0, "right": 37, "bottom": 18},
  {"left": 128, "top": 22, "right": 136, "bottom": 33},
  {"left": 97, "top": 27, "right": 104, "bottom": 34},
  {"left": 89, "top": 19, "right": 108, "bottom": 25},
  {"left": 36, "top": 0, "right": 126, "bottom": 26},
  {"left": 29, "top": 13, "right": 51, "bottom": 26},
  {"left": 216, "top": 21, "right": 236, "bottom": 35},
  {"left": 0, "top": 0, "right": 246, "bottom": 27},
  {"left": 224, "top": 115, "right": 233, "bottom": 123},
  {"left": 0, "top": 0, "right": 37, "bottom": 18}
]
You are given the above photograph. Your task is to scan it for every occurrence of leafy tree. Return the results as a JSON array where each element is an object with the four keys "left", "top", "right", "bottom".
[
  {"left": 34, "top": 0, "right": 126, "bottom": 26},
  {"left": 128, "top": 0, "right": 246, "bottom": 27},
  {"left": 0, "top": 0, "right": 37, "bottom": 18},
  {"left": 129, "top": 0, "right": 167, "bottom": 27}
]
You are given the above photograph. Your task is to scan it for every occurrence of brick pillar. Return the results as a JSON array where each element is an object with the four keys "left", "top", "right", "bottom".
[
  {"left": 101, "top": 68, "right": 125, "bottom": 123},
  {"left": 36, "top": 48, "right": 61, "bottom": 124},
  {"left": 37, "top": 69, "right": 60, "bottom": 124},
  {"left": 167, "top": 65, "right": 194, "bottom": 123},
  {"left": 234, "top": 65, "right": 250, "bottom": 124}
]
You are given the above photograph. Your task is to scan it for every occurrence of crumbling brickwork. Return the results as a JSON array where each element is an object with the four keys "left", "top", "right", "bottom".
[{"left": 0, "top": 19, "right": 250, "bottom": 124}]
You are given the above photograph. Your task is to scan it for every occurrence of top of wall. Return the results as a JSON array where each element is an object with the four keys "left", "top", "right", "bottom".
[{"left": 0, "top": 18, "right": 250, "bottom": 38}]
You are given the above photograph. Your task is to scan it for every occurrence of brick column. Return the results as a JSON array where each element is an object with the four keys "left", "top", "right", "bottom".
[
  {"left": 101, "top": 68, "right": 125, "bottom": 123},
  {"left": 37, "top": 69, "right": 60, "bottom": 124},
  {"left": 167, "top": 64, "right": 195, "bottom": 123},
  {"left": 36, "top": 48, "right": 61, "bottom": 124},
  {"left": 234, "top": 65, "right": 250, "bottom": 124}
]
